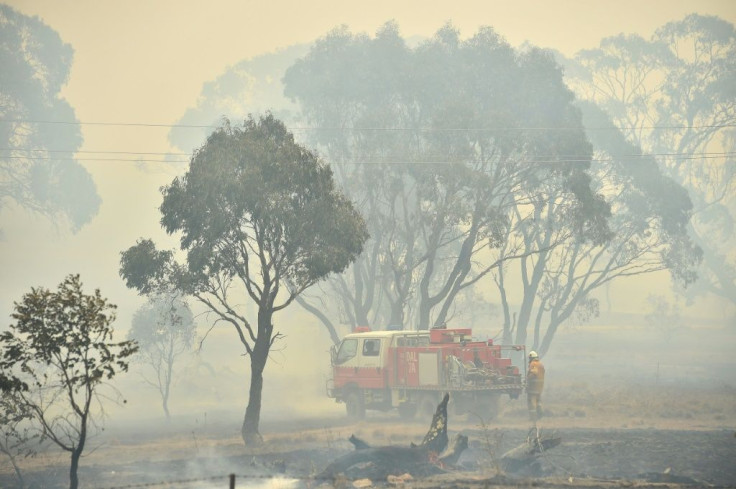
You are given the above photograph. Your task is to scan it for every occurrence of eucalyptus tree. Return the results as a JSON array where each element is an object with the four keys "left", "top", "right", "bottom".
[
  {"left": 0, "top": 5, "right": 99, "bottom": 233},
  {"left": 120, "top": 114, "right": 367, "bottom": 445},
  {"left": 284, "top": 23, "right": 418, "bottom": 334},
  {"left": 494, "top": 102, "right": 700, "bottom": 355},
  {"left": 563, "top": 14, "right": 736, "bottom": 311},
  {"left": 128, "top": 293, "right": 196, "bottom": 419},
  {"left": 284, "top": 22, "right": 610, "bottom": 332},
  {"left": 0, "top": 275, "right": 137, "bottom": 489},
  {"left": 653, "top": 15, "right": 736, "bottom": 308}
]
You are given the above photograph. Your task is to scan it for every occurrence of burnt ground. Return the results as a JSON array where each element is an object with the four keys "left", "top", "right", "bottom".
[
  {"left": 459, "top": 427, "right": 736, "bottom": 485},
  {"left": 1, "top": 381, "right": 735, "bottom": 489},
  {"left": 2, "top": 421, "right": 734, "bottom": 489}
]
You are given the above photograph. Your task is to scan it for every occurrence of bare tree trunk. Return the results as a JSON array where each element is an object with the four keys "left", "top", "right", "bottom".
[
  {"left": 499, "top": 268, "right": 513, "bottom": 345},
  {"left": 387, "top": 289, "right": 405, "bottom": 328},
  {"left": 532, "top": 300, "right": 546, "bottom": 352},
  {"left": 241, "top": 310, "right": 271, "bottom": 446},
  {"left": 163, "top": 336, "right": 174, "bottom": 419},
  {"left": 69, "top": 408, "right": 87, "bottom": 489},
  {"left": 514, "top": 262, "right": 544, "bottom": 347},
  {"left": 241, "top": 360, "right": 265, "bottom": 445},
  {"left": 69, "top": 446, "right": 83, "bottom": 489}
]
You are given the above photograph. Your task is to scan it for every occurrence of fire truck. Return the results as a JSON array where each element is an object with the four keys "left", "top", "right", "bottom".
[{"left": 327, "top": 327, "right": 525, "bottom": 420}]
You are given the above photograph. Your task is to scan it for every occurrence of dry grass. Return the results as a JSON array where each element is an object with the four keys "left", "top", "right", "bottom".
[
  {"left": 2, "top": 382, "right": 734, "bottom": 483},
  {"left": 492, "top": 380, "right": 736, "bottom": 430}
]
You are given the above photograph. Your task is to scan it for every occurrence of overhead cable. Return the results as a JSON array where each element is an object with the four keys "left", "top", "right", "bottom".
[{"left": 1, "top": 118, "right": 735, "bottom": 132}]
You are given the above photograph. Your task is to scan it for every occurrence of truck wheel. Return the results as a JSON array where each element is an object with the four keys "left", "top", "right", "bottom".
[
  {"left": 398, "top": 402, "right": 417, "bottom": 420},
  {"left": 345, "top": 390, "right": 365, "bottom": 420}
]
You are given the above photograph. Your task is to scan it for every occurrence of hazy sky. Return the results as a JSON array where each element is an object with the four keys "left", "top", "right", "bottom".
[{"left": 2, "top": 0, "right": 735, "bottom": 330}]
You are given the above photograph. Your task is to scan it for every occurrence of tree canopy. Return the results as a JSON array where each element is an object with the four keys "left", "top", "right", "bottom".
[
  {"left": 0, "top": 5, "right": 100, "bottom": 233},
  {"left": 562, "top": 13, "right": 731, "bottom": 310},
  {"left": 283, "top": 22, "right": 611, "bottom": 335}
]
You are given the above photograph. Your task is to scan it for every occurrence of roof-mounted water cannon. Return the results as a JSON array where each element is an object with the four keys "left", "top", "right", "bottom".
[{"left": 429, "top": 328, "right": 472, "bottom": 344}]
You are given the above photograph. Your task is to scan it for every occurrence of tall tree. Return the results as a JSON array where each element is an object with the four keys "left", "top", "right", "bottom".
[
  {"left": 120, "top": 114, "right": 367, "bottom": 445},
  {"left": 0, "top": 5, "right": 100, "bottom": 233},
  {"left": 653, "top": 15, "right": 736, "bottom": 309},
  {"left": 128, "top": 293, "right": 196, "bottom": 419},
  {"left": 495, "top": 101, "right": 700, "bottom": 355},
  {"left": 0, "top": 275, "right": 138, "bottom": 489},
  {"left": 563, "top": 14, "right": 735, "bottom": 313},
  {"left": 284, "top": 23, "right": 610, "bottom": 333}
]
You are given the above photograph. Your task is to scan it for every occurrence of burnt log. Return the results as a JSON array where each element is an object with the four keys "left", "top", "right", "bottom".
[
  {"left": 500, "top": 429, "right": 562, "bottom": 473},
  {"left": 316, "top": 433, "right": 470, "bottom": 482},
  {"left": 348, "top": 434, "right": 371, "bottom": 450},
  {"left": 438, "top": 432, "right": 469, "bottom": 467},
  {"left": 315, "top": 444, "right": 442, "bottom": 481},
  {"left": 419, "top": 393, "right": 449, "bottom": 454},
  {"left": 316, "top": 393, "right": 469, "bottom": 482}
]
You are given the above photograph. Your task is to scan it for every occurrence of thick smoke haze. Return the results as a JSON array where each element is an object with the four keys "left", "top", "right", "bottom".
[
  {"left": 1, "top": 0, "right": 733, "bottom": 413},
  {"left": 0, "top": 1, "right": 735, "bottom": 488}
]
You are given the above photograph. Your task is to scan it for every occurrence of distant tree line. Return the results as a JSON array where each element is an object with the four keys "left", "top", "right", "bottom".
[
  {"left": 0, "top": 5, "right": 100, "bottom": 235},
  {"left": 280, "top": 21, "right": 705, "bottom": 354}
]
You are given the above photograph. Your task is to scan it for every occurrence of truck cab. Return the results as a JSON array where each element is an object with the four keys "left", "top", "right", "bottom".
[{"left": 334, "top": 335, "right": 383, "bottom": 369}]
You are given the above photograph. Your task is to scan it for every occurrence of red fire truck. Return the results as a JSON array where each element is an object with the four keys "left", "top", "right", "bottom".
[{"left": 327, "top": 327, "right": 524, "bottom": 420}]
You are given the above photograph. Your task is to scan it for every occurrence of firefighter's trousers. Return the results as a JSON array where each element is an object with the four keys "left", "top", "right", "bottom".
[{"left": 527, "top": 392, "right": 543, "bottom": 422}]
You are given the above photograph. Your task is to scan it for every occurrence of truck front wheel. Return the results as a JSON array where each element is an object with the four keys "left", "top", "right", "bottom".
[{"left": 345, "top": 390, "right": 365, "bottom": 420}]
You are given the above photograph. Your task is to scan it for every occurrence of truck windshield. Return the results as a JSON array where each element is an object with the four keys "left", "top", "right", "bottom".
[{"left": 335, "top": 339, "right": 358, "bottom": 364}]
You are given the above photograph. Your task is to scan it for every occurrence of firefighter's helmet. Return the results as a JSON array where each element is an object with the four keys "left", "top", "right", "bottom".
[{"left": 529, "top": 351, "right": 538, "bottom": 359}]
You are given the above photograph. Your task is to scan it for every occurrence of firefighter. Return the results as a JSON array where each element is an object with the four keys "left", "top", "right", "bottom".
[{"left": 526, "top": 351, "right": 545, "bottom": 423}]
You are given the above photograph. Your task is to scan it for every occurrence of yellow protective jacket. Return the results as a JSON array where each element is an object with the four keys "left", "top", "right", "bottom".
[{"left": 527, "top": 358, "right": 545, "bottom": 394}]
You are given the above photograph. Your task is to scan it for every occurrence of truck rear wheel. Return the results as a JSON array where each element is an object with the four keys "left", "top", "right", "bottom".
[{"left": 345, "top": 390, "right": 365, "bottom": 420}]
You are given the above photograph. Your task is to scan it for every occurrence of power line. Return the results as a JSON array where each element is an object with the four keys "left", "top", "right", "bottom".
[
  {"left": 0, "top": 148, "right": 190, "bottom": 156},
  {"left": 1, "top": 118, "right": 735, "bottom": 132},
  {"left": 1, "top": 152, "right": 732, "bottom": 165},
  {"left": 0, "top": 155, "right": 189, "bottom": 163},
  {"left": 0, "top": 118, "right": 215, "bottom": 129},
  {"left": 3, "top": 148, "right": 734, "bottom": 159}
]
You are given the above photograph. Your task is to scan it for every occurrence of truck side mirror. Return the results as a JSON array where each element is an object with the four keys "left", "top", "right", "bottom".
[{"left": 330, "top": 345, "right": 337, "bottom": 365}]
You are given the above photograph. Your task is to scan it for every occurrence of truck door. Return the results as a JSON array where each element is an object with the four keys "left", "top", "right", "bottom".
[{"left": 358, "top": 338, "right": 384, "bottom": 388}]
